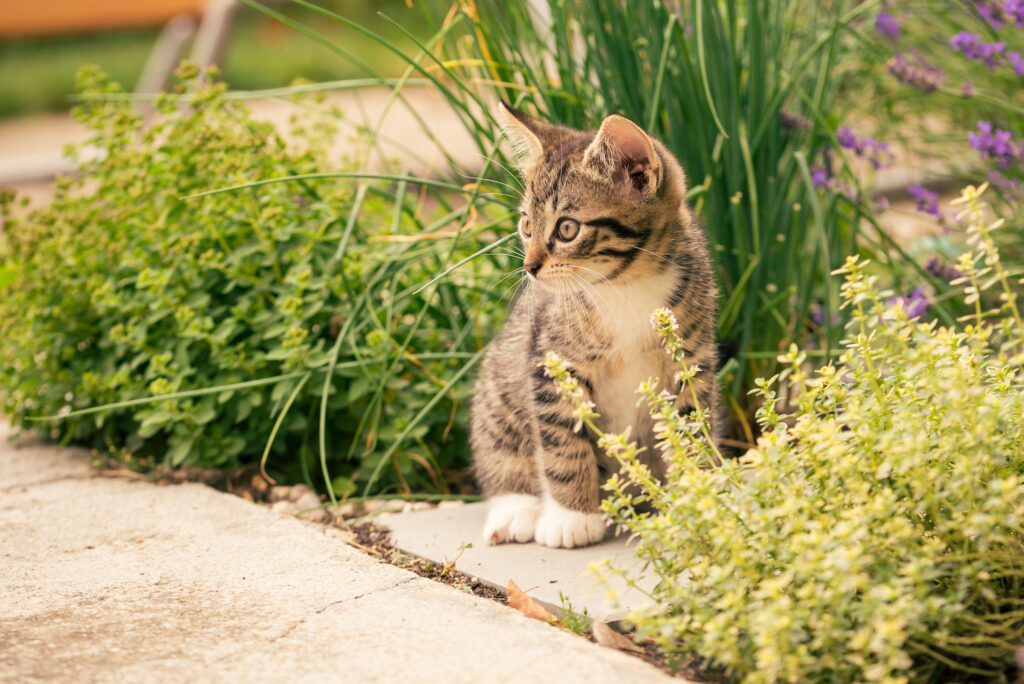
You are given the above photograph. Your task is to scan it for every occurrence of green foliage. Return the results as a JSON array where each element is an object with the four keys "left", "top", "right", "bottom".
[
  {"left": 257, "top": 0, "right": 939, "bottom": 432},
  {"left": 847, "top": 0, "right": 1024, "bottom": 269},
  {"left": 0, "top": 64, "right": 514, "bottom": 495},
  {"left": 556, "top": 592, "right": 591, "bottom": 637},
  {"left": 414, "top": 0, "right": 937, "bottom": 404},
  {"left": 548, "top": 186, "right": 1024, "bottom": 681}
]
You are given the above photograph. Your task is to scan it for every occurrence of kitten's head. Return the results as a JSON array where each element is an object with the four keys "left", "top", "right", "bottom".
[{"left": 499, "top": 102, "right": 690, "bottom": 290}]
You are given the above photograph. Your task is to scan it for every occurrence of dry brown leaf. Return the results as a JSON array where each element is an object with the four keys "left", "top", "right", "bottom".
[
  {"left": 592, "top": 620, "right": 645, "bottom": 654},
  {"left": 507, "top": 580, "right": 561, "bottom": 625}
]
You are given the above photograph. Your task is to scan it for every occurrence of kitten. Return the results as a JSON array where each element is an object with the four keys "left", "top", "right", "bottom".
[{"left": 470, "top": 103, "right": 720, "bottom": 548}]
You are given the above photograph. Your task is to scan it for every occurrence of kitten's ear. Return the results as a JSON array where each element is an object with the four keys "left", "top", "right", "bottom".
[
  {"left": 583, "top": 114, "right": 662, "bottom": 200},
  {"left": 497, "top": 101, "right": 555, "bottom": 171}
]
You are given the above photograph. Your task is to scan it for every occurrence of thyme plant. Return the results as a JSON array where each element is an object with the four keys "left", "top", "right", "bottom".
[{"left": 546, "top": 184, "right": 1024, "bottom": 682}]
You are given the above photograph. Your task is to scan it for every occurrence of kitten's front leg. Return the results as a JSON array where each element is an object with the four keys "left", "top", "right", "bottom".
[{"left": 531, "top": 367, "right": 607, "bottom": 548}]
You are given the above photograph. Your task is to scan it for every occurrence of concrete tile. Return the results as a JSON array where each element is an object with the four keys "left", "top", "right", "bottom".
[
  {"left": 379, "top": 502, "right": 657, "bottom": 625},
  {"left": 0, "top": 426, "right": 94, "bottom": 491}
]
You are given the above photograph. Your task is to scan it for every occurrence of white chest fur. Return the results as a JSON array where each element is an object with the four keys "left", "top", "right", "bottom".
[{"left": 589, "top": 269, "right": 678, "bottom": 437}]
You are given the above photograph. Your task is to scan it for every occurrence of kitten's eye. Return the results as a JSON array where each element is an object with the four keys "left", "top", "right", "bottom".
[
  {"left": 519, "top": 215, "right": 531, "bottom": 237},
  {"left": 556, "top": 219, "right": 580, "bottom": 241}
]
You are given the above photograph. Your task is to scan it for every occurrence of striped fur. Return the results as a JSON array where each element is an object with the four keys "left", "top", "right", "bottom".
[{"left": 472, "top": 104, "right": 720, "bottom": 548}]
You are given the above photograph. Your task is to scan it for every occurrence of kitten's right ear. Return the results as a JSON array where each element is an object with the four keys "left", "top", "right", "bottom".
[{"left": 497, "top": 101, "right": 551, "bottom": 171}]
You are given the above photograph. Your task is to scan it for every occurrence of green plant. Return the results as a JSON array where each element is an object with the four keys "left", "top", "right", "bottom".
[
  {"left": 440, "top": 541, "right": 472, "bottom": 577},
  {"left": 545, "top": 185, "right": 1024, "bottom": 681},
  {"left": 556, "top": 592, "right": 591, "bottom": 637},
  {"left": 447, "top": 0, "right": 943, "bottom": 412},
  {"left": 236, "top": 0, "right": 943, "bottom": 439},
  {"left": 844, "top": 0, "right": 1024, "bottom": 272},
  {"left": 0, "top": 63, "right": 515, "bottom": 496}
]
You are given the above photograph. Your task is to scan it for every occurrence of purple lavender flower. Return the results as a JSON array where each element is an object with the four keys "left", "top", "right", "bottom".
[
  {"left": 907, "top": 183, "right": 940, "bottom": 217},
  {"left": 811, "top": 164, "right": 831, "bottom": 189},
  {"left": 924, "top": 256, "right": 965, "bottom": 283},
  {"left": 887, "top": 52, "right": 944, "bottom": 91},
  {"left": 979, "top": 41, "right": 1007, "bottom": 70},
  {"left": 836, "top": 127, "right": 894, "bottom": 169},
  {"left": 951, "top": 32, "right": 982, "bottom": 60},
  {"left": 875, "top": 12, "right": 901, "bottom": 40},
  {"left": 779, "top": 108, "right": 811, "bottom": 132},
  {"left": 1008, "top": 0, "right": 1024, "bottom": 28},
  {"left": 952, "top": 32, "right": 1008, "bottom": 71},
  {"left": 888, "top": 287, "right": 929, "bottom": 319},
  {"left": 969, "top": 121, "right": 1022, "bottom": 168},
  {"left": 989, "top": 170, "right": 1023, "bottom": 198},
  {"left": 1009, "top": 51, "right": 1024, "bottom": 76},
  {"left": 837, "top": 126, "right": 858, "bottom": 151},
  {"left": 971, "top": 0, "right": 1007, "bottom": 28}
]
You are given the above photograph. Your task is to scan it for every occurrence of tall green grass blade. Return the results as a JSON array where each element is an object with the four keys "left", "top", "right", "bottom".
[
  {"left": 259, "top": 372, "right": 312, "bottom": 481},
  {"left": 362, "top": 348, "right": 484, "bottom": 496}
]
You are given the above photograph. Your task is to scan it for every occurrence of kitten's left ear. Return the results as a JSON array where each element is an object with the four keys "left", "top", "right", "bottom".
[
  {"left": 498, "top": 101, "right": 560, "bottom": 173},
  {"left": 583, "top": 115, "right": 662, "bottom": 200}
]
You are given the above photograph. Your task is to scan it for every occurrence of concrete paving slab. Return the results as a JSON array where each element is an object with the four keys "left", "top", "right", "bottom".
[
  {"left": 379, "top": 503, "right": 658, "bottom": 625},
  {"left": 0, "top": 423, "right": 679, "bottom": 683},
  {"left": 1, "top": 423, "right": 93, "bottom": 491}
]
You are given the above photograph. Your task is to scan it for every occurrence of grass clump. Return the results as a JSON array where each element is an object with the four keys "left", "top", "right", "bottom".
[
  {"left": 0, "top": 64, "right": 513, "bottom": 496},
  {"left": 546, "top": 184, "right": 1024, "bottom": 682}
]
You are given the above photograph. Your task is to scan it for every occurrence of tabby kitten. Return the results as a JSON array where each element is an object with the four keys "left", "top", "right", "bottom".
[{"left": 471, "top": 103, "right": 720, "bottom": 549}]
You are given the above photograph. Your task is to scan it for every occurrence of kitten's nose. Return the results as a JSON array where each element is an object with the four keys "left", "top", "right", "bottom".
[{"left": 525, "top": 261, "right": 542, "bottom": 277}]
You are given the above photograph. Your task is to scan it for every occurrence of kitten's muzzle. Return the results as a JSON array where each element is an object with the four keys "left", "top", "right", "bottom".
[{"left": 524, "top": 260, "right": 543, "bottom": 278}]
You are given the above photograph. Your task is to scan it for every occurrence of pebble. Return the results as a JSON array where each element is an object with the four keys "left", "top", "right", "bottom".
[
  {"left": 271, "top": 500, "right": 300, "bottom": 516},
  {"left": 437, "top": 499, "right": 466, "bottom": 509},
  {"left": 401, "top": 501, "right": 434, "bottom": 513},
  {"left": 299, "top": 508, "right": 331, "bottom": 524},
  {"left": 249, "top": 473, "right": 268, "bottom": 494},
  {"left": 287, "top": 484, "right": 314, "bottom": 503},
  {"left": 323, "top": 527, "right": 358, "bottom": 544},
  {"left": 293, "top": 491, "right": 322, "bottom": 512},
  {"left": 332, "top": 502, "right": 363, "bottom": 518},
  {"left": 267, "top": 486, "right": 292, "bottom": 503},
  {"left": 363, "top": 500, "right": 406, "bottom": 515}
]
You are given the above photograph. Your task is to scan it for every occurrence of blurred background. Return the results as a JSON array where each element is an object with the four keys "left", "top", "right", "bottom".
[
  {"left": 0, "top": 0, "right": 424, "bottom": 117},
  {"left": 0, "top": 0, "right": 470, "bottom": 207}
]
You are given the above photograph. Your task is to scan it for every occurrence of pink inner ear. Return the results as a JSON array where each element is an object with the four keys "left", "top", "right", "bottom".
[
  {"left": 604, "top": 118, "right": 653, "bottom": 168},
  {"left": 617, "top": 136, "right": 651, "bottom": 167}
]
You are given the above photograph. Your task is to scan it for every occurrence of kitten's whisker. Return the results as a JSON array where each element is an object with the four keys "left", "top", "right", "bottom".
[
  {"left": 562, "top": 263, "right": 612, "bottom": 286},
  {"left": 567, "top": 274, "right": 601, "bottom": 331},
  {"left": 455, "top": 170, "right": 523, "bottom": 196},
  {"left": 634, "top": 245, "right": 680, "bottom": 268},
  {"left": 502, "top": 268, "right": 527, "bottom": 289},
  {"left": 476, "top": 154, "right": 526, "bottom": 192},
  {"left": 504, "top": 274, "right": 530, "bottom": 307},
  {"left": 561, "top": 265, "right": 612, "bottom": 319}
]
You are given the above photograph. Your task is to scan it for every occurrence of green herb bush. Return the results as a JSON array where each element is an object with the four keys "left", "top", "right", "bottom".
[
  {"left": 0, "top": 64, "right": 513, "bottom": 496},
  {"left": 546, "top": 185, "right": 1024, "bottom": 682}
]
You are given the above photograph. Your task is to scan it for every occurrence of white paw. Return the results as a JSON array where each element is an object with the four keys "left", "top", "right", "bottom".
[
  {"left": 534, "top": 499, "right": 606, "bottom": 549},
  {"left": 483, "top": 494, "right": 541, "bottom": 544}
]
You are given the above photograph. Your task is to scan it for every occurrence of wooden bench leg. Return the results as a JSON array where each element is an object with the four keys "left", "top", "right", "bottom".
[
  {"left": 135, "top": 13, "right": 198, "bottom": 94},
  {"left": 190, "top": 0, "right": 240, "bottom": 73}
]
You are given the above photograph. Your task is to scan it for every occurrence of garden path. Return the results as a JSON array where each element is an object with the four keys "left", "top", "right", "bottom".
[{"left": 0, "top": 419, "right": 680, "bottom": 683}]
